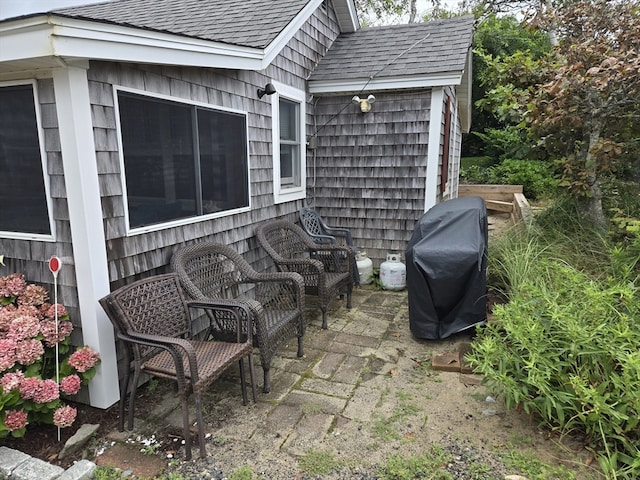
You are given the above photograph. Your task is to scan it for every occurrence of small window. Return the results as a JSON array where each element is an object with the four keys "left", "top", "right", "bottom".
[
  {"left": 117, "top": 91, "right": 249, "bottom": 230},
  {"left": 271, "top": 82, "right": 306, "bottom": 203},
  {"left": 0, "top": 82, "right": 52, "bottom": 238}
]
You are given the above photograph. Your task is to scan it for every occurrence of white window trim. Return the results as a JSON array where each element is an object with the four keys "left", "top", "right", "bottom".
[
  {"left": 0, "top": 79, "right": 55, "bottom": 241},
  {"left": 113, "top": 86, "right": 252, "bottom": 236},
  {"left": 271, "top": 81, "right": 306, "bottom": 204}
]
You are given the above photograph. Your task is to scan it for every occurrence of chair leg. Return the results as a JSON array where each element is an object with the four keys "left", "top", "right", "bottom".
[
  {"left": 297, "top": 336, "right": 304, "bottom": 357},
  {"left": 194, "top": 395, "right": 207, "bottom": 459},
  {"left": 127, "top": 368, "right": 141, "bottom": 431},
  {"left": 181, "top": 396, "right": 193, "bottom": 460},
  {"left": 262, "top": 367, "right": 271, "bottom": 394},
  {"left": 321, "top": 308, "right": 328, "bottom": 329},
  {"left": 248, "top": 355, "right": 257, "bottom": 403},
  {"left": 238, "top": 358, "right": 248, "bottom": 406},
  {"left": 118, "top": 368, "right": 131, "bottom": 431},
  {"left": 346, "top": 289, "right": 352, "bottom": 309}
]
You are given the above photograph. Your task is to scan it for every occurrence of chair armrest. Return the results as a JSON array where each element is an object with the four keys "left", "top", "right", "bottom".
[
  {"left": 242, "top": 272, "right": 305, "bottom": 314},
  {"left": 308, "top": 233, "right": 337, "bottom": 245},
  {"left": 187, "top": 302, "right": 253, "bottom": 344},
  {"left": 121, "top": 330, "right": 197, "bottom": 387},
  {"left": 322, "top": 226, "right": 354, "bottom": 247}
]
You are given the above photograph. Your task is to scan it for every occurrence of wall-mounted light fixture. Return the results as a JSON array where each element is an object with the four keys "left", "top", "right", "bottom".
[
  {"left": 257, "top": 83, "right": 276, "bottom": 99},
  {"left": 352, "top": 94, "right": 376, "bottom": 113}
]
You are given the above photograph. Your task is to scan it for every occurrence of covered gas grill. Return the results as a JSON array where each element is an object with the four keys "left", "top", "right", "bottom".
[{"left": 405, "top": 196, "right": 488, "bottom": 339}]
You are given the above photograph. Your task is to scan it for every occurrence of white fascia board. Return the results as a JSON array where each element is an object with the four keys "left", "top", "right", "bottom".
[
  {"left": 0, "top": 20, "right": 54, "bottom": 63},
  {"left": 264, "top": 0, "right": 323, "bottom": 66},
  {"left": 332, "top": 0, "right": 359, "bottom": 32},
  {"left": 1, "top": 15, "right": 266, "bottom": 70},
  {"left": 308, "top": 72, "right": 463, "bottom": 94}
]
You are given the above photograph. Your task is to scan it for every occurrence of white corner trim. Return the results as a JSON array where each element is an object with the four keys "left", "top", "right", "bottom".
[
  {"left": 263, "top": 0, "right": 324, "bottom": 66},
  {"left": 52, "top": 65, "right": 119, "bottom": 409},
  {"left": 425, "top": 87, "right": 444, "bottom": 212}
]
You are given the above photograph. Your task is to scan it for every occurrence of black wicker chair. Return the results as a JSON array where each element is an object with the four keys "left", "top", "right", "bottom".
[
  {"left": 256, "top": 219, "right": 353, "bottom": 329},
  {"left": 171, "top": 242, "right": 305, "bottom": 393},
  {"left": 99, "top": 273, "right": 256, "bottom": 460},
  {"left": 299, "top": 207, "right": 360, "bottom": 285}
]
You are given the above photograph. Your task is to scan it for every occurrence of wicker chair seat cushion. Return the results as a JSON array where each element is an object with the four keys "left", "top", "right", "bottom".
[{"left": 142, "top": 339, "right": 252, "bottom": 395}]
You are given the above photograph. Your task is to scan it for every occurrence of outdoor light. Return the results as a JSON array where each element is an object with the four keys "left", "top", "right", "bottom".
[
  {"left": 352, "top": 94, "right": 376, "bottom": 113},
  {"left": 257, "top": 83, "right": 277, "bottom": 99}
]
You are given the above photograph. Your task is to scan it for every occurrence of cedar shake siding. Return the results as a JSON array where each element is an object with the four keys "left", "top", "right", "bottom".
[{"left": 310, "top": 90, "right": 432, "bottom": 263}]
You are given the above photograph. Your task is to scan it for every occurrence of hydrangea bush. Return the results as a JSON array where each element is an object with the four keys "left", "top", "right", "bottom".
[{"left": 0, "top": 273, "right": 100, "bottom": 438}]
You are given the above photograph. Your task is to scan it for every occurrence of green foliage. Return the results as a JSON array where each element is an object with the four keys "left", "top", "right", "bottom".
[
  {"left": 378, "top": 445, "right": 453, "bottom": 480},
  {"left": 372, "top": 393, "right": 421, "bottom": 441},
  {"left": 500, "top": 447, "right": 577, "bottom": 480},
  {"left": 472, "top": 126, "right": 532, "bottom": 162},
  {"left": 470, "top": 213, "right": 640, "bottom": 478},
  {"left": 460, "top": 158, "right": 558, "bottom": 200},
  {"left": 464, "top": 14, "right": 552, "bottom": 158},
  {"left": 228, "top": 466, "right": 257, "bottom": 480},
  {"left": 299, "top": 449, "right": 341, "bottom": 476}
]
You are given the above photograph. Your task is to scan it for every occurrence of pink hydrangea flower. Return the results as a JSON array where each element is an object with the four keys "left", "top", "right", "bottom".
[
  {"left": 7, "top": 315, "right": 40, "bottom": 341},
  {"left": 0, "top": 273, "right": 26, "bottom": 298},
  {"left": 33, "top": 378, "right": 60, "bottom": 403},
  {"left": 0, "top": 304, "right": 17, "bottom": 331},
  {"left": 0, "top": 338, "right": 17, "bottom": 372},
  {"left": 1, "top": 371, "right": 24, "bottom": 394},
  {"left": 17, "top": 284, "right": 48, "bottom": 307},
  {"left": 68, "top": 346, "right": 100, "bottom": 373},
  {"left": 59, "top": 374, "right": 82, "bottom": 396},
  {"left": 40, "top": 320, "right": 73, "bottom": 347},
  {"left": 4, "top": 409, "right": 28, "bottom": 432},
  {"left": 53, "top": 405, "right": 77, "bottom": 428},
  {"left": 14, "top": 339, "right": 44, "bottom": 365},
  {"left": 18, "top": 376, "right": 40, "bottom": 400},
  {"left": 43, "top": 303, "right": 68, "bottom": 320}
]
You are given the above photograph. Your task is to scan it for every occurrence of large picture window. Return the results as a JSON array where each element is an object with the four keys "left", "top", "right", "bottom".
[
  {"left": 0, "top": 82, "right": 51, "bottom": 238},
  {"left": 271, "top": 82, "right": 306, "bottom": 203},
  {"left": 117, "top": 91, "right": 249, "bottom": 230}
]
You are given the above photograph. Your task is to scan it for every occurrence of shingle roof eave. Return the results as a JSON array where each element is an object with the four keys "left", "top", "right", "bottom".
[{"left": 50, "top": 0, "right": 311, "bottom": 49}]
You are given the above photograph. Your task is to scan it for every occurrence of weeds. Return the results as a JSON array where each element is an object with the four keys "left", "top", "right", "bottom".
[
  {"left": 378, "top": 445, "right": 452, "bottom": 480},
  {"left": 500, "top": 447, "right": 576, "bottom": 480},
  {"left": 299, "top": 449, "right": 340, "bottom": 476},
  {"left": 228, "top": 465, "right": 257, "bottom": 480}
]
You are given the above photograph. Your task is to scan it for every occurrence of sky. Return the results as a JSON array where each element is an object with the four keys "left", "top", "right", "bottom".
[
  {"left": 0, "top": 0, "right": 104, "bottom": 20},
  {"left": 0, "top": 0, "right": 465, "bottom": 22}
]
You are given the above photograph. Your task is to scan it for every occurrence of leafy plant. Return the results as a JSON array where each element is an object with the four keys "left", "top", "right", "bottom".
[
  {"left": 470, "top": 231, "right": 640, "bottom": 478},
  {"left": 0, "top": 272, "right": 101, "bottom": 438}
]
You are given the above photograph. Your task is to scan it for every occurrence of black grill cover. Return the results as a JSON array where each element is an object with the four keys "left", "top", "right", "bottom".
[{"left": 406, "top": 196, "right": 488, "bottom": 339}]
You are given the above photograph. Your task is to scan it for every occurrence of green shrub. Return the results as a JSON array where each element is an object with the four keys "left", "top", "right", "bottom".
[
  {"left": 469, "top": 257, "right": 640, "bottom": 478},
  {"left": 460, "top": 158, "right": 558, "bottom": 200}
]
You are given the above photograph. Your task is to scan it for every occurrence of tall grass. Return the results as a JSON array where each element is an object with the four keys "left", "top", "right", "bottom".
[{"left": 472, "top": 198, "right": 640, "bottom": 479}]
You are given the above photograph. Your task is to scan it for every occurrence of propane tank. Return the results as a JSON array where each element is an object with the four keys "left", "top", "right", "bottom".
[
  {"left": 356, "top": 251, "right": 374, "bottom": 285},
  {"left": 380, "top": 253, "right": 406, "bottom": 291}
]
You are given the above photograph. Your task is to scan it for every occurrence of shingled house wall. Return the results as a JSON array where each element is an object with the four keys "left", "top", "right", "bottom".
[
  {"left": 0, "top": 5, "right": 340, "bottom": 340},
  {"left": 310, "top": 89, "right": 439, "bottom": 265}
]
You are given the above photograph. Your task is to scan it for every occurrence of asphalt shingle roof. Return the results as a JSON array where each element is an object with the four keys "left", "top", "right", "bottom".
[
  {"left": 53, "top": 0, "right": 310, "bottom": 49},
  {"left": 309, "top": 16, "right": 475, "bottom": 82}
]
